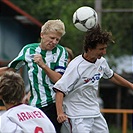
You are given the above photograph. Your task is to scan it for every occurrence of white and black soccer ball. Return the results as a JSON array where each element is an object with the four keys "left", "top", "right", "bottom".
[{"left": 73, "top": 6, "right": 98, "bottom": 32}]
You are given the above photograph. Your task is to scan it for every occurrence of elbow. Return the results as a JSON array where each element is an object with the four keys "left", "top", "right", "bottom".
[
  {"left": 53, "top": 74, "right": 62, "bottom": 83},
  {"left": 54, "top": 88, "right": 65, "bottom": 97}
]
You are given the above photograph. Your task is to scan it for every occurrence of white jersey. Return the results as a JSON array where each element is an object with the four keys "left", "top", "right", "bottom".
[
  {"left": 54, "top": 55, "right": 113, "bottom": 118},
  {"left": 0, "top": 104, "right": 56, "bottom": 133}
]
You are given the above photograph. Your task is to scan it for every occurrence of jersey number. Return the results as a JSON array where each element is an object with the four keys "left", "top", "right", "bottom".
[{"left": 34, "top": 127, "right": 44, "bottom": 133}]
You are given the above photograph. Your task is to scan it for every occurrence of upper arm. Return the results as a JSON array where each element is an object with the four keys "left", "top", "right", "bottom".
[
  {"left": 55, "top": 47, "right": 68, "bottom": 75},
  {"left": 53, "top": 64, "right": 79, "bottom": 94},
  {"left": 102, "top": 60, "right": 114, "bottom": 79}
]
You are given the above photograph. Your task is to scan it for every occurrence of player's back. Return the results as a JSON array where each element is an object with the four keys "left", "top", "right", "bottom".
[{"left": 0, "top": 104, "right": 56, "bottom": 133}]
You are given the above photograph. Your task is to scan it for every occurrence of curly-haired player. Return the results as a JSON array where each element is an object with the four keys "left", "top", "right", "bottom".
[{"left": 53, "top": 26, "right": 133, "bottom": 133}]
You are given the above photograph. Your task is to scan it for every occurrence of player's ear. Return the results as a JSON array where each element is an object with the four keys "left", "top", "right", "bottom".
[
  {"left": 40, "top": 32, "right": 43, "bottom": 38},
  {"left": 87, "top": 48, "right": 92, "bottom": 52},
  {"left": 40, "top": 32, "right": 46, "bottom": 38}
]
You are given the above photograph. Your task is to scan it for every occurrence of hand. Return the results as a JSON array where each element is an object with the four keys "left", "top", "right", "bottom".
[
  {"left": 57, "top": 113, "right": 68, "bottom": 123},
  {"left": 33, "top": 54, "right": 45, "bottom": 67},
  {"left": 129, "top": 82, "right": 133, "bottom": 90},
  {"left": 131, "top": 83, "right": 133, "bottom": 90}
]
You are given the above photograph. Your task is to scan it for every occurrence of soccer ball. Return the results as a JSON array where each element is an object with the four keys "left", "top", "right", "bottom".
[{"left": 73, "top": 6, "right": 98, "bottom": 32}]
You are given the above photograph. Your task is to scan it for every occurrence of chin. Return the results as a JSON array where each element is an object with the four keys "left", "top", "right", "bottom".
[
  {"left": 98, "top": 56, "right": 102, "bottom": 59},
  {"left": 47, "top": 47, "right": 54, "bottom": 51}
]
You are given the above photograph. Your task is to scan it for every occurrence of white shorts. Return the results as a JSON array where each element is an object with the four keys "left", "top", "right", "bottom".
[{"left": 61, "top": 113, "right": 109, "bottom": 133}]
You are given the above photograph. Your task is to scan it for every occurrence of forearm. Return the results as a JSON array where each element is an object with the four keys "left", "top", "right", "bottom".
[
  {"left": 110, "top": 73, "right": 133, "bottom": 90},
  {"left": 34, "top": 54, "right": 62, "bottom": 83},
  {"left": 55, "top": 91, "right": 68, "bottom": 123},
  {"left": 41, "top": 64, "right": 62, "bottom": 83},
  {"left": 55, "top": 91, "right": 64, "bottom": 115}
]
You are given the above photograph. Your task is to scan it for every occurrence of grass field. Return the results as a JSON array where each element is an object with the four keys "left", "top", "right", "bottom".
[{"left": 109, "top": 125, "right": 133, "bottom": 133}]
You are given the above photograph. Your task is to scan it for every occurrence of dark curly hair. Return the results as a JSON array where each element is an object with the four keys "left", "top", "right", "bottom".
[{"left": 83, "top": 25, "right": 114, "bottom": 53}]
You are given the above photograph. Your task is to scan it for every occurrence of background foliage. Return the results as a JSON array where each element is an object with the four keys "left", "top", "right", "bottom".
[{"left": 10, "top": 0, "right": 133, "bottom": 58}]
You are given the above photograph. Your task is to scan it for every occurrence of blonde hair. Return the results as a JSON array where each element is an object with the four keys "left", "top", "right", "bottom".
[{"left": 41, "top": 19, "right": 66, "bottom": 36}]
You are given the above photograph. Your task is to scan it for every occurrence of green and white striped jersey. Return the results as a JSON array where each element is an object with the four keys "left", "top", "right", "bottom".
[{"left": 8, "top": 43, "right": 68, "bottom": 108}]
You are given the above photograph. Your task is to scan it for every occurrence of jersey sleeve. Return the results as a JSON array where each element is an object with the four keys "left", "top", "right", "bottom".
[
  {"left": 54, "top": 46, "right": 68, "bottom": 75},
  {"left": 102, "top": 60, "right": 114, "bottom": 79},
  {"left": 53, "top": 62, "right": 79, "bottom": 95},
  {"left": 8, "top": 46, "right": 26, "bottom": 70}
]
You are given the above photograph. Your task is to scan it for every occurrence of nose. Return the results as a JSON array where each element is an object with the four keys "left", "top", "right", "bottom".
[{"left": 102, "top": 49, "right": 106, "bottom": 55}]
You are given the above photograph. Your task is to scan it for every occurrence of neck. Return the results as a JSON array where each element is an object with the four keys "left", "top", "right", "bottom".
[
  {"left": 83, "top": 53, "right": 96, "bottom": 63},
  {"left": 40, "top": 43, "right": 46, "bottom": 50},
  {"left": 4, "top": 103, "right": 14, "bottom": 110},
  {"left": 4, "top": 103, "right": 22, "bottom": 110}
]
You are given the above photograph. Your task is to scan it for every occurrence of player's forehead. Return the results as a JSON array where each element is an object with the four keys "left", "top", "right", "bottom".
[
  {"left": 45, "top": 32, "right": 61, "bottom": 40},
  {"left": 96, "top": 43, "right": 107, "bottom": 49}
]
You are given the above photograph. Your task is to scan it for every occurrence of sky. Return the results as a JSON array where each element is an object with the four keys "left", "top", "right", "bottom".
[{"left": 114, "top": 55, "right": 133, "bottom": 74}]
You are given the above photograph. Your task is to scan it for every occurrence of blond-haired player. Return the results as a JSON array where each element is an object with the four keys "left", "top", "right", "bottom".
[{"left": 0, "top": 19, "right": 68, "bottom": 133}]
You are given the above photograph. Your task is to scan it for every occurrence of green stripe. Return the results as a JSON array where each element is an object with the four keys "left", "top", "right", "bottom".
[
  {"left": 41, "top": 50, "right": 53, "bottom": 104},
  {"left": 29, "top": 44, "right": 42, "bottom": 107},
  {"left": 56, "top": 45, "right": 63, "bottom": 65},
  {"left": 56, "top": 44, "right": 68, "bottom": 66}
]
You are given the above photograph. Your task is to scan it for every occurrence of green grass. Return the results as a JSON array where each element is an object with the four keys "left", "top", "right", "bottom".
[{"left": 109, "top": 125, "right": 133, "bottom": 133}]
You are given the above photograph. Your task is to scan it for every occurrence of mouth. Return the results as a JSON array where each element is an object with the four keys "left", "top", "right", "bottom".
[
  {"left": 98, "top": 55, "right": 102, "bottom": 58},
  {"left": 47, "top": 44, "right": 56, "bottom": 50}
]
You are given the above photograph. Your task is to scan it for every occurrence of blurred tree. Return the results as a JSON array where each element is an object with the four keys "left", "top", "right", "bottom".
[
  {"left": 10, "top": 0, "right": 133, "bottom": 58},
  {"left": 10, "top": 0, "right": 95, "bottom": 56}
]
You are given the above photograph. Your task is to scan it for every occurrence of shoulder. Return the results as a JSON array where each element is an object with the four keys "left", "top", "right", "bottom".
[
  {"left": 23, "top": 43, "right": 40, "bottom": 50},
  {"left": 0, "top": 109, "right": 11, "bottom": 119},
  {"left": 0, "top": 112, "right": 18, "bottom": 132},
  {"left": 71, "top": 55, "right": 85, "bottom": 64},
  {"left": 56, "top": 44, "right": 66, "bottom": 51},
  {"left": 99, "top": 56, "right": 106, "bottom": 61},
  {"left": 97, "top": 57, "right": 108, "bottom": 64},
  {"left": 53, "top": 45, "right": 68, "bottom": 58},
  {"left": 67, "top": 55, "right": 83, "bottom": 69}
]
